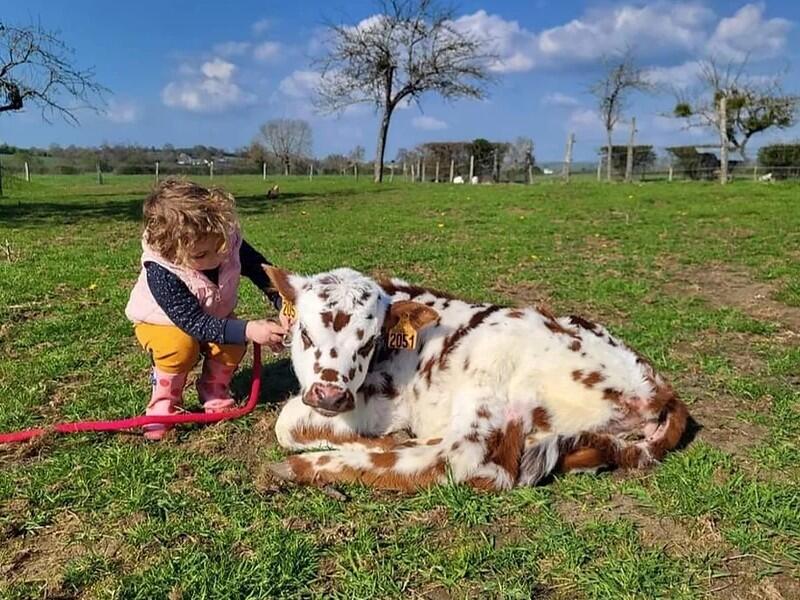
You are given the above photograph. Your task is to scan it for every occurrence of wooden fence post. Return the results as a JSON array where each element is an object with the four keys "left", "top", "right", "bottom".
[
  {"left": 719, "top": 96, "right": 729, "bottom": 185},
  {"left": 625, "top": 117, "right": 636, "bottom": 183},
  {"left": 262, "top": 162, "right": 267, "bottom": 180},
  {"left": 469, "top": 155, "right": 475, "bottom": 181},
  {"left": 562, "top": 133, "right": 575, "bottom": 183},
  {"left": 435, "top": 161, "right": 440, "bottom": 183},
  {"left": 155, "top": 161, "right": 159, "bottom": 183},
  {"left": 24, "top": 161, "right": 30, "bottom": 182},
  {"left": 449, "top": 159, "right": 455, "bottom": 183},
  {"left": 209, "top": 161, "right": 214, "bottom": 180},
  {"left": 668, "top": 165, "right": 674, "bottom": 182},
  {"left": 96, "top": 162, "right": 104, "bottom": 185}
]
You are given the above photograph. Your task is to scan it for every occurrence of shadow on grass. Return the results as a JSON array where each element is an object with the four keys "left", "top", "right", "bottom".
[
  {"left": 0, "top": 187, "right": 386, "bottom": 227},
  {"left": 0, "top": 197, "right": 144, "bottom": 226},
  {"left": 231, "top": 356, "right": 298, "bottom": 408}
]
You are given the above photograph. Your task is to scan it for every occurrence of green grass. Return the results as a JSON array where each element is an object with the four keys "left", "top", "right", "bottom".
[{"left": 1, "top": 175, "right": 799, "bottom": 599}]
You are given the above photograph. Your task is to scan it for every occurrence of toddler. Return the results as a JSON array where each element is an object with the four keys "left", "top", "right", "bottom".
[{"left": 125, "top": 180, "right": 288, "bottom": 439}]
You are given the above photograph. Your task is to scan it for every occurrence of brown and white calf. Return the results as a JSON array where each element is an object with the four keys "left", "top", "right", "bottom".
[{"left": 266, "top": 267, "right": 688, "bottom": 492}]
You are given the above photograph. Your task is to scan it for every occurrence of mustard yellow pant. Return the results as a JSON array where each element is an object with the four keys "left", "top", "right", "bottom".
[{"left": 134, "top": 324, "right": 247, "bottom": 374}]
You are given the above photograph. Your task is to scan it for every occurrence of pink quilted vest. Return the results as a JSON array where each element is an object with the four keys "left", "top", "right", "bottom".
[{"left": 125, "top": 228, "right": 242, "bottom": 326}]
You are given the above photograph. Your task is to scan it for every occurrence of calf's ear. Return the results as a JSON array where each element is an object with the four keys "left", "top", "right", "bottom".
[
  {"left": 264, "top": 265, "right": 304, "bottom": 305},
  {"left": 384, "top": 300, "right": 438, "bottom": 333}
]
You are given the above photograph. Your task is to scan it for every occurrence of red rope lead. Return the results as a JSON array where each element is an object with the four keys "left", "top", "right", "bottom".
[{"left": 0, "top": 344, "right": 263, "bottom": 444}]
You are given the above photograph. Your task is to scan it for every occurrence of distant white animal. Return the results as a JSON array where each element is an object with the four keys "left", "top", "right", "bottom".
[
  {"left": 470, "top": 175, "right": 479, "bottom": 184},
  {"left": 452, "top": 176, "right": 464, "bottom": 184},
  {"left": 759, "top": 172, "right": 773, "bottom": 182},
  {"left": 543, "top": 168, "right": 554, "bottom": 175}
]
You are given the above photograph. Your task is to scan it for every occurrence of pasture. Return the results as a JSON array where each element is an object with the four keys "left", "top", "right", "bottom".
[{"left": 1, "top": 175, "right": 799, "bottom": 599}]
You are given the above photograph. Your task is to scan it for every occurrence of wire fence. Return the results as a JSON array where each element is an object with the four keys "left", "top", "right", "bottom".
[{"left": 1, "top": 152, "right": 799, "bottom": 192}]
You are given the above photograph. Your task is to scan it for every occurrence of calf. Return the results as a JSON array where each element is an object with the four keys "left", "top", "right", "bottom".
[{"left": 266, "top": 267, "right": 688, "bottom": 491}]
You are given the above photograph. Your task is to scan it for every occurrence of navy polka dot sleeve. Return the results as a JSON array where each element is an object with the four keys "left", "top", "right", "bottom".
[
  {"left": 144, "top": 262, "right": 247, "bottom": 344},
  {"left": 143, "top": 240, "right": 282, "bottom": 344}
]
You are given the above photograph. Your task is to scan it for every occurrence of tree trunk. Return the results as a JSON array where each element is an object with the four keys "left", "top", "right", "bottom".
[
  {"left": 284, "top": 158, "right": 290, "bottom": 176},
  {"left": 373, "top": 107, "right": 392, "bottom": 183},
  {"left": 606, "top": 129, "right": 613, "bottom": 182}
]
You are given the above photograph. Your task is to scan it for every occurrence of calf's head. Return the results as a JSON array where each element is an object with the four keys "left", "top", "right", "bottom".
[{"left": 265, "top": 267, "right": 437, "bottom": 416}]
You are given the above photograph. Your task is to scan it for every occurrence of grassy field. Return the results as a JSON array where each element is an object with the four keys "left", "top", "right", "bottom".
[{"left": 1, "top": 175, "right": 798, "bottom": 599}]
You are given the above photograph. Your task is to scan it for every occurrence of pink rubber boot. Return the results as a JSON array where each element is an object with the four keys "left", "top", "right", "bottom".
[
  {"left": 144, "top": 369, "right": 187, "bottom": 441},
  {"left": 196, "top": 358, "right": 237, "bottom": 413}
]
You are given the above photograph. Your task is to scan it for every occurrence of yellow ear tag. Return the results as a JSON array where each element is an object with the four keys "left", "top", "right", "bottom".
[
  {"left": 279, "top": 295, "right": 297, "bottom": 321},
  {"left": 387, "top": 314, "right": 417, "bottom": 350}
]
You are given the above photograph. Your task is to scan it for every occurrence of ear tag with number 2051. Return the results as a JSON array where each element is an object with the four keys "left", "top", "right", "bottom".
[
  {"left": 387, "top": 314, "right": 417, "bottom": 350},
  {"left": 280, "top": 295, "right": 297, "bottom": 321}
]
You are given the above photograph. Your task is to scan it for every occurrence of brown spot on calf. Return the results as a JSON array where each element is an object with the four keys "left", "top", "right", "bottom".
[
  {"left": 532, "top": 407, "right": 551, "bottom": 431},
  {"left": 371, "top": 451, "right": 398, "bottom": 468},
  {"left": 320, "top": 368, "right": 339, "bottom": 383},
  {"left": 289, "top": 425, "right": 397, "bottom": 450},
  {"left": 484, "top": 420, "right": 524, "bottom": 480}
]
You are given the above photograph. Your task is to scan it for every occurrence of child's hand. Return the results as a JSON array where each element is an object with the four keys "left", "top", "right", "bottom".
[
  {"left": 279, "top": 312, "right": 294, "bottom": 333},
  {"left": 246, "top": 319, "right": 286, "bottom": 352}
]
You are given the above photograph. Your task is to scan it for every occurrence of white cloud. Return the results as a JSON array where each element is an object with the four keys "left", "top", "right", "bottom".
[
  {"left": 706, "top": 3, "right": 792, "bottom": 61},
  {"left": 450, "top": 4, "right": 719, "bottom": 73},
  {"left": 253, "top": 41, "right": 282, "bottom": 62},
  {"left": 252, "top": 18, "right": 272, "bottom": 35},
  {"left": 451, "top": 10, "right": 537, "bottom": 73},
  {"left": 162, "top": 58, "right": 255, "bottom": 113},
  {"left": 213, "top": 41, "right": 251, "bottom": 57},
  {"left": 567, "top": 108, "right": 604, "bottom": 135},
  {"left": 105, "top": 99, "right": 140, "bottom": 123},
  {"left": 542, "top": 92, "right": 580, "bottom": 107},
  {"left": 412, "top": 115, "right": 447, "bottom": 130},
  {"left": 201, "top": 58, "right": 235, "bottom": 80},
  {"left": 536, "top": 3, "right": 714, "bottom": 64},
  {"left": 644, "top": 60, "right": 703, "bottom": 89},
  {"left": 278, "top": 70, "right": 321, "bottom": 99}
]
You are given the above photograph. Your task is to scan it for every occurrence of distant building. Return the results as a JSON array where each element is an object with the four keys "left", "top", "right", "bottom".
[{"left": 176, "top": 153, "right": 209, "bottom": 166}]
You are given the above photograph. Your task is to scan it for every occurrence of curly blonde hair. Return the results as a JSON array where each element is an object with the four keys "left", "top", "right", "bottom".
[{"left": 142, "top": 179, "right": 238, "bottom": 265}]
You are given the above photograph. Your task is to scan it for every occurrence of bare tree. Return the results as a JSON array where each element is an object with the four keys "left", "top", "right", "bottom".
[
  {"left": 590, "top": 49, "right": 652, "bottom": 181},
  {"left": 348, "top": 144, "right": 366, "bottom": 165},
  {"left": 258, "top": 119, "right": 313, "bottom": 175},
  {"left": 0, "top": 21, "right": 107, "bottom": 124},
  {"left": 315, "top": 0, "right": 494, "bottom": 183},
  {"left": 673, "top": 58, "right": 798, "bottom": 162}
]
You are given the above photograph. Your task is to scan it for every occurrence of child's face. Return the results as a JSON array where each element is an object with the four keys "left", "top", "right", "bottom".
[{"left": 185, "top": 236, "right": 225, "bottom": 271}]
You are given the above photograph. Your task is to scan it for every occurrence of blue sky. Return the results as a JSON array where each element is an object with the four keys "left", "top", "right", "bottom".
[{"left": 2, "top": 0, "right": 799, "bottom": 161}]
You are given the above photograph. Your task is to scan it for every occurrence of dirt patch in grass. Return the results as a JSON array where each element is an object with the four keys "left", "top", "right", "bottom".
[
  {"left": 684, "top": 391, "right": 768, "bottom": 461},
  {"left": 571, "top": 493, "right": 721, "bottom": 556},
  {"left": 493, "top": 278, "right": 554, "bottom": 308},
  {"left": 0, "top": 510, "right": 131, "bottom": 596},
  {"left": 556, "top": 494, "right": 799, "bottom": 599},
  {"left": 669, "top": 338, "right": 769, "bottom": 461},
  {"left": 665, "top": 263, "right": 800, "bottom": 339},
  {"left": 183, "top": 410, "right": 279, "bottom": 472},
  {"left": 708, "top": 556, "right": 800, "bottom": 600}
]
